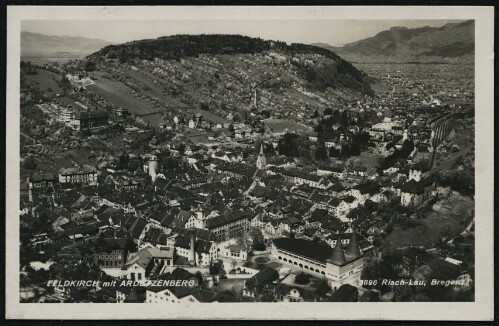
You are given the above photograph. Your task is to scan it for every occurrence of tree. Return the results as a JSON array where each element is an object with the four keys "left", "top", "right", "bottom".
[
  {"left": 178, "top": 143, "right": 186, "bottom": 155},
  {"left": 194, "top": 271, "right": 204, "bottom": 286},
  {"left": 230, "top": 259, "right": 238, "bottom": 270},
  {"left": 21, "top": 156, "right": 37, "bottom": 170},
  {"left": 312, "top": 109, "right": 319, "bottom": 118},
  {"left": 295, "top": 272, "right": 310, "bottom": 284},
  {"left": 324, "top": 108, "right": 333, "bottom": 115},
  {"left": 340, "top": 110, "right": 349, "bottom": 126},
  {"left": 200, "top": 102, "right": 209, "bottom": 111},
  {"left": 329, "top": 147, "right": 341, "bottom": 158},
  {"left": 341, "top": 144, "right": 351, "bottom": 158},
  {"left": 127, "top": 158, "right": 142, "bottom": 172},
  {"left": 314, "top": 144, "right": 328, "bottom": 161},
  {"left": 118, "top": 153, "right": 129, "bottom": 170},
  {"left": 209, "top": 261, "right": 222, "bottom": 275},
  {"left": 59, "top": 76, "right": 72, "bottom": 94},
  {"left": 350, "top": 143, "right": 361, "bottom": 156},
  {"left": 277, "top": 132, "right": 311, "bottom": 158},
  {"left": 83, "top": 60, "right": 96, "bottom": 72}
]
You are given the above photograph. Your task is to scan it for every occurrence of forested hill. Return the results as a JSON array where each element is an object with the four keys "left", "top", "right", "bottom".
[
  {"left": 86, "top": 34, "right": 371, "bottom": 94},
  {"left": 90, "top": 34, "right": 345, "bottom": 61}
]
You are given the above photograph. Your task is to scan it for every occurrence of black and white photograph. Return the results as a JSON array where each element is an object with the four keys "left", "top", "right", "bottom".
[{"left": 5, "top": 5, "right": 494, "bottom": 320}]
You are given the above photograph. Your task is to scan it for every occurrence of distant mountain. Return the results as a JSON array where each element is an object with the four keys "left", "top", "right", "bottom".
[
  {"left": 21, "top": 31, "right": 113, "bottom": 59},
  {"left": 313, "top": 20, "right": 474, "bottom": 62}
]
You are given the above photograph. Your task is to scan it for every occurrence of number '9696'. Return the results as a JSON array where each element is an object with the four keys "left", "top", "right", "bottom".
[{"left": 361, "top": 280, "right": 378, "bottom": 286}]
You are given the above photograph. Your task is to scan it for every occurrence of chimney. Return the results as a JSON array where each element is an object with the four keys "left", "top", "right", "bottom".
[{"left": 189, "top": 229, "right": 196, "bottom": 265}]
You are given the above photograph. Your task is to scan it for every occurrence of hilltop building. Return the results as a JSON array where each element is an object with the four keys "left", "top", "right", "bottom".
[
  {"left": 68, "top": 110, "right": 108, "bottom": 131},
  {"left": 400, "top": 161, "right": 435, "bottom": 206}
]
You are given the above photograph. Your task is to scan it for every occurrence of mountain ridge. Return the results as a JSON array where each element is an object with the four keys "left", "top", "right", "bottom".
[
  {"left": 312, "top": 20, "right": 474, "bottom": 63},
  {"left": 21, "top": 31, "right": 114, "bottom": 58}
]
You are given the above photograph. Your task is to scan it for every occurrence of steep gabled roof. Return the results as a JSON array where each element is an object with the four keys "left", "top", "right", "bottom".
[
  {"left": 244, "top": 267, "right": 279, "bottom": 290},
  {"left": 328, "top": 237, "right": 346, "bottom": 265}
]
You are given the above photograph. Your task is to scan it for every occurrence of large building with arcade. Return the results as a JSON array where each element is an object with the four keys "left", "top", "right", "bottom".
[{"left": 271, "top": 233, "right": 364, "bottom": 289}]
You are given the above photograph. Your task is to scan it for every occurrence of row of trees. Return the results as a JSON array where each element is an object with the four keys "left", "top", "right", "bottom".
[{"left": 377, "top": 139, "right": 415, "bottom": 172}]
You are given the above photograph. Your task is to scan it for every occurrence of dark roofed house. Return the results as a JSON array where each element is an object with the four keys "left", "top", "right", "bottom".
[
  {"left": 94, "top": 237, "right": 134, "bottom": 269},
  {"left": 177, "top": 228, "right": 216, "bottom": 242},
  {"left": 242, "top": 267, "right": 279, "bottom": 299},
  {"left": 169, "top": 210, "right": 193, "bottom": 230},
  {"left": 400, "top": 175, "right": 435, "bottom": 207}
]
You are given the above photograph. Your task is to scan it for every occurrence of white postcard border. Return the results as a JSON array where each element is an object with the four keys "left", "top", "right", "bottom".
[{"left": 6, "top": 5, "right": 494, "bottom": 320}]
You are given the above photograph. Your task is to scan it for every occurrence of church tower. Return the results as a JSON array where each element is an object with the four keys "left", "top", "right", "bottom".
[{"left": 256, "top": 143, "right": 267, "bottom": 170}]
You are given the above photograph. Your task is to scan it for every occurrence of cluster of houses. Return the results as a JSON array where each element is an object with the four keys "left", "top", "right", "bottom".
[{"left": 23, "top": 130, "right": 458, "bottom": 297}]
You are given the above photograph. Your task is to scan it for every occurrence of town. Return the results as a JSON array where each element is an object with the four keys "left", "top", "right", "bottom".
[{"left": 19, "top": 34, "right": 475, "bottom": 304}]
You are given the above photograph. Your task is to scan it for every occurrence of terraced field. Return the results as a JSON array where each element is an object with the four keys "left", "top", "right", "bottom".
[
  {"left": 89, "top": 70, "right": 229, "bottom": 125},
  {"left": 87, "top": 76, "right": 158, "bottom": 115}
]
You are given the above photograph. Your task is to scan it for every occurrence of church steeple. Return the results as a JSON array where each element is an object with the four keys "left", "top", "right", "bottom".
[{"left": 256, "top": 143, "right": 267, "bottom": 170}]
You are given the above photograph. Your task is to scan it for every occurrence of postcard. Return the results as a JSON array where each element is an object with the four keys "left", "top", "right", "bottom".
[{"left": 5, "top": 5, "right": 494, "bottom": 320}]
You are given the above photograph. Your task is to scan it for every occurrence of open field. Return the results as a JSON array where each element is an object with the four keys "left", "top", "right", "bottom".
[
  {"left": 88, "top": 71, "right": 230, "bottom": 126},
  {"left": 24, "top": 69, "right": 64, "bottom": 98},
  {"left": 386, "top": 193, "right": 474, "bottom": 248},
  {"left": 346, "top": 150, "right": 379, "bottom": 174},
  {"left": 263, "top": 118, "right": 311, "bottom": 134},
  {"left": 87, "top": 78, "right": 157, "bottom": 114},
  {"left": 118, "top": 67, "right": 230, "bottom": 124}
]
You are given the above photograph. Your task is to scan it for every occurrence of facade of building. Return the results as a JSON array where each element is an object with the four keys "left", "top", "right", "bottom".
[
  {"left": 27, "top": 173, "right": 55, "bottom": 189},
  {"left": 219, "top": 244, "right": 249, "bottom": 261},
  {"left": 69, "top": 110, "right": 108, "bottom": 131},
  {"left": 94, "top": 238, "right": 133, "bottom": 269},
  {"left": 400, "top": 167, "right": 435, "bottom": 207},
  {"left": 58, "top": 166, "right": 98, "bottom": 185},
  {"left": 206, "top": 211, "right": 252, "bottom": 242},
  {"left": 121, "top": 247, "right": 174, "bottom": 280}
]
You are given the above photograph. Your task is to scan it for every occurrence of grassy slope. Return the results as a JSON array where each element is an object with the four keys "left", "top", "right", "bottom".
[
  {"left": 386, "top": 193, "right": 474, "bottom": 248},
  {"left": 24, "top": 69, "right": 64, "bottom": 97}
]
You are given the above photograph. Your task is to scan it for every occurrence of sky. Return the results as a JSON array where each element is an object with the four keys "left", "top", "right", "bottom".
[{"left": 21, "top": 19, "right": 466, "bottom": 46}]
